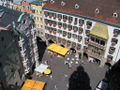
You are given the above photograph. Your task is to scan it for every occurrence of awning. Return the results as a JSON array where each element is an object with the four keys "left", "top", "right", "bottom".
[
  {"left": 47, "top": 44, "right": 69, "bottom": 56},
  {"left": 90, "top": 23, "right": 109, "bottom": 39},
  {"left": 35, "top": 64, "right": 48, "bottom": 73},
  {"left": 21, "top": 79, "right": 45, "bottom": 90}
]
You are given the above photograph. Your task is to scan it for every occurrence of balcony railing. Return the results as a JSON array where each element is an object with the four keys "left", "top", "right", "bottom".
[
  {"left": 89, "top": 40, "right": 105, "bottom": 50},
  {"left": 88, "top": 50, "right": 103, "bottom": 60}
]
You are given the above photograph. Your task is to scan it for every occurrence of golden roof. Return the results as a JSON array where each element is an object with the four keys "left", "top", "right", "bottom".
[{"left": 90, "top": 23, "right": 109, "bottom": 39}]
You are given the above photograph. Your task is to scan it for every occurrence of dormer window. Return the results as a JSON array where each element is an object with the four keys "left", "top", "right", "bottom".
[
  {"left": 113, "top": 12, "right": 118, "bottom": 18},
  {"left": 95, "top": 8, "right": 99, "bottom": 14},
  {"left": 75, "top": 4, "right": 79, "bottom": 9},
  {"left": 50, "top": 0, "right": 55, "bottom": 4},
  {"left": 61, "top": 1, "right": 66, "bottom": 6}
]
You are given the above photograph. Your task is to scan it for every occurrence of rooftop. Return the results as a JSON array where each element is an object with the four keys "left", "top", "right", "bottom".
[
  {"left": 90, "top": 23, "right": 109, "bottom": 39},
  {"left": 44, "top": 0, "right": 120, "bottom": 25},
  {"left": 31, "top": 0, "right": 42, "bottom": 5},
  {"left": 0, "top": 6, "right": 21, "bottom": 27}
]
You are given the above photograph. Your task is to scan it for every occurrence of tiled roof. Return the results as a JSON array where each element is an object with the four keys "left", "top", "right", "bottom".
[
  {"left": 90, "top": 23, "right": 109, "bottom": 39},
  {"left": 44, "top": 0, "right": 120, "bottom": 25},
  {"left": 0, "top": 6, "right": 21, "bottom": 27}
]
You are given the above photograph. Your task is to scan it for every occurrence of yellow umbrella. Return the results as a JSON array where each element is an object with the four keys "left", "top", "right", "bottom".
[{"left": 44, "top": 69, "right": 51, "bottom": 75}]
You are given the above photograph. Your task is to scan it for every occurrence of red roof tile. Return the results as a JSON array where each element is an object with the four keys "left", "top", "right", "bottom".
[{"left": 44, "top": 0, "right": 120, "bottom": 25}]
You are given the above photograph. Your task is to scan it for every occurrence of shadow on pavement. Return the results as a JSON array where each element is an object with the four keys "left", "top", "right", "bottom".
[
  {"left": 68, "top": 65, "right": 91, "bottom": 90},
  {"left": 105, "top": 59, "right": 120, "bottom": 90},
  {"left": 36, "top": 37, "right": 47, "bottom": 62}
]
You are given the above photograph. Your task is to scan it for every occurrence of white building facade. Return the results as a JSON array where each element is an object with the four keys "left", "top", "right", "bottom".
[{"left": 43, "top": 0, "right": 120, "bottom": 66}]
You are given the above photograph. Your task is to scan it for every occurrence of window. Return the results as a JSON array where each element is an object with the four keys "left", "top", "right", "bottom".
[
  {"left": 40, "top": 18, "right": 42, "bottom": 22},
  {"left": 107, "top": 55, "right": 113, "bottom": 61},
  {"left": 113, "top": 29, "right": 119, "bottom": 34},
  {"left": 85, "top": 30, "right": 90, "bottom": 36},
  {"left": 111, "top": 38, "right": 118, "bottom": 44},
  {"left": 41, "top": 25, "right": 43, "bottom": 28},
  {"left": 86, "top": 21, "right": 92, "bottom": 26},
  {"left": 109, "top": 47, "right": 115, "bottom": 54},
  {"left": 73, "top": 26, "right": 78, "bottom": 32},
  {"left": 61, "top": 1, "right": 66, "bottom": 6},
  {"left": 75, "top": 4, "right": 79, "bottom": 9},
  {"left": 113, "top": 12, "right": 118, "bottom": 18},
  {"left": 63, "top": 15, "right": 67, "bottom": 20},
  {"left": 37, "top": 17, "right": 39, "bottom": 21},
  {"left": 79, "top": 27, "right": 83, "bottom": 34},
  {"left": 100, "top": 40, "right": 105, "bottom": 46},
  {"left": 91, "top": 36, "right": 94, "bottom": 41},
  {"left": 95, "top": 8, "right": 99, "bottom": 14},
  {"left": 69, "top": 17, "right": 73, "bottom": 21},
  {"left": 50, "top": 0, "right": 55, "bottom": 4},
  {"left": 22, "top": 19, "right": 26, "bottom": 24},
  {"left": 58, "top": 29, "right": 62, "bottom": 34},
  {"left": 40, "top": 11, "right": 42, "bottom": 14},
  {"left": 44, "top": 11, "right": 49, "bottom": 17},
  {"left": 63, "top": 23, "right": 67, "bottom": 29},
  {"left": 1, "top": 37, "right": 4, "bottom": 41},
  {"left": 75, "top": 18, "right": 77, "bottom": 22},
  {"left": 58, "top": 14, "right": 62, "bottom": 19},
  {"left": 63, "top": 31, "right": 67, "bottom": 37},
  {"left": 79, "top": 19, "right": 84, "bottom": 25},
  {"left": 68, "top": 33, "right": 71, "bottom": 38},
  {"left": 96, "top": 38, "right": 100, "bottom": 44}
]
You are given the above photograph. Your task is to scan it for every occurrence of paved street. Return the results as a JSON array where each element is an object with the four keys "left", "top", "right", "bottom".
[{"left": 32, "top": 49, "right": 107, "bottom": 90}]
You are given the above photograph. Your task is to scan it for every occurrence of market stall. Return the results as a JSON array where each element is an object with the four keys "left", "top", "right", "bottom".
[
  {"left": 47, "top": 43, "right": 69, "bottom": 56},
  {"left": 21, "top": 79, "right": 45, "bottom": 90}
]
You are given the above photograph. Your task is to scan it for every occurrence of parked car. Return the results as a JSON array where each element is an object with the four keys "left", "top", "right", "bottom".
[{"left": 95, "top": 79, "right": 108, "bottom": 90}]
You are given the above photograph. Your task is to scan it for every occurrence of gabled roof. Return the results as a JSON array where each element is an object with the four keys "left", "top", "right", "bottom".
[
  {"left": 90, "top": 23, "right": 109, "bottom": 39},
  {"left": 44, "top": 0, "right": 120, "bottom": 25},
  {"left": 0, "top": 6, "right": 21, "bottom": 27}
]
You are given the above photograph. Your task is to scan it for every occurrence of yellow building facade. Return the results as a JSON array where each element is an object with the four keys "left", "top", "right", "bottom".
[
  {"left": 31, "top": 2, "right": 45, "bottom": 38},
  {"left": 13, "top": 4, "right": 22, "bottom": 11}
]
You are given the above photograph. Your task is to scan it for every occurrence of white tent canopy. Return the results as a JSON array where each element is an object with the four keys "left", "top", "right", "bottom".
[{"left": 35, "top": 64, "right": 48, "bottom": 73}]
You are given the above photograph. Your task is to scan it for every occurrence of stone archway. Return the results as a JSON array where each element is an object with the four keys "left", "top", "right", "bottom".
[
  {"left": 105, "top": 62, "right": 112, "bottom": 69},
  {"left": 83, "top": 52, "right": 88, "bottom": 60},
  {"left": 70, "top": 48, "right": 76, "bottom": 54},
  {"left": 60, "top": 44, "right": 65, "bottom": 47},
  {"left": 48, "top": 39, "right": 54, "bottom": 44}
]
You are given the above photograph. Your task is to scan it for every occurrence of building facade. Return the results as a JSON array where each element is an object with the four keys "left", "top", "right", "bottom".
[
  {"left": 43, "top": 0, "right": 120, "bottom": 66},
  {"left": 31, "top": 0, "right": 45, "bottom": 40},
  {"left": 0, "top": 6, "right": 25, "bottom": 88},
  {"left": 13, "top": 2, "right": 22, "bottom": 12},
  {"left": 21, "top": 0, "right": 31, "bottom": 13},
  {"left": 0, "top": 0, "right": 14, "bottom": 9},
  {"left": 0, "top": 6, "right": 39, "bottom": 75}
]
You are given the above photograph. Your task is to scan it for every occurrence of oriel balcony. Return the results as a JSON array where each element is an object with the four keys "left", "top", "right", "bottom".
[
  {"left": 88, "top": 50, "right": 103, "bottom": 60},
  {"left": 89, "top": 40, "right": 105, "bottom": 50}
]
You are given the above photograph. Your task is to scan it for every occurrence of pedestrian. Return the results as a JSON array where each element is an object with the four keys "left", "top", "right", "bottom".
[
  {"left": 54, "top": 85, "right": 57, "bottom": 89},
  {"left": 68, "top": 63, "right": 72, "bottom": 69},
  {"left": 45, "top": 60, "right": 48, "bottom": 65},
  {"left": 64, "top": 74, "right": 68, "bottom": 78},
  {"left": 64, "top": 60, "right": 68, "bottom": 65},
  {"left": 50, "top": 75, "right": 53, "bottom": 79}
]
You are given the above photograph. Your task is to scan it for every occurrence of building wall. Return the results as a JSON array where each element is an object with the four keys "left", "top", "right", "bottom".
[
  {"left": 21, "top": 0, "right": 31, "bottom": 13},
  {"left": 0, "top": 30, "right": 24, "bottom": 88},
  {"left": 31, "top": 4, "right": 45, "bottom": 40},
  {"left": 43, "top": 9, "right": 120, "bottom": 66},
  {"left": 0, "top": 0, "right": 13, "bottom": 9},
  {"left": 17, "top": 14, "right": 39, "bottom": 74},
  {"left": 13, "top": 4, "right": 22, "bottom": 11}
]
